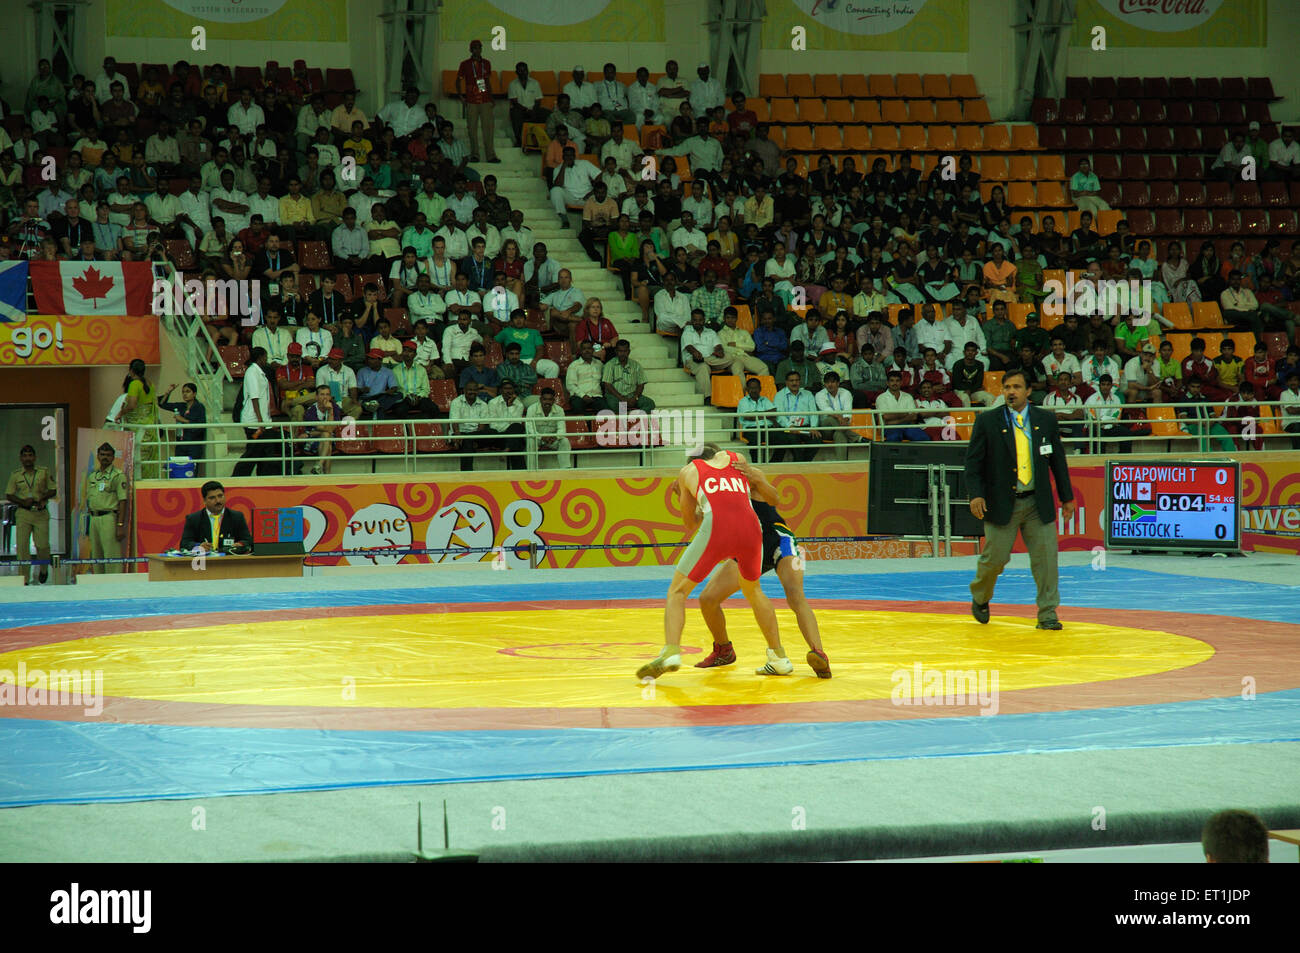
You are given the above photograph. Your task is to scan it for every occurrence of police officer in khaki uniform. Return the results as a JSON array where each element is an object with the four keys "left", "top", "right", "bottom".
[
  {"left": 81, "top": 442, "right": 128, "bottom": 574},
  {"left": 6, "top": 444, "right": 57, "bottom": 584}
]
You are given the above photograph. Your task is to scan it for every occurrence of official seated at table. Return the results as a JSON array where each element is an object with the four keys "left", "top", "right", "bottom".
[{"left": 178, "top": 480, "right": 253, "bottom": 553}]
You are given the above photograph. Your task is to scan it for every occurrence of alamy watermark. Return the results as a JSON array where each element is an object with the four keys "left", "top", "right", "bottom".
[
  {"left": 595, "top": 401, "right": 705, "bottom": 453},
  {"left": 0, "top": 662, "right": 103, "bottom": 716},
  {"left": 1041, "top": 275, "right": 1154, "bottom": 325},
  {"left": 151, "top": 275, "right": 261, "bottom": 325},
  {"left": 890, "top": 662, "right": 999, "bottom": 716}
]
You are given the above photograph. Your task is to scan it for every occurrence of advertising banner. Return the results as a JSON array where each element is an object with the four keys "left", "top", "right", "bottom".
[
  {"left": 107, "top": 0, "right": 347, "bottom": 41},
  {"left": 762, "top": 0, "right": 968, "bottom": 51},
  {"left": 441, "top": 0, "right": 664, "bottom": 43},
  {"left": 0, "top": 316, "right": 159, "bottom": 367},
  {"left": 1070, "top": 0, "right": 1265, "bottom": 47}
]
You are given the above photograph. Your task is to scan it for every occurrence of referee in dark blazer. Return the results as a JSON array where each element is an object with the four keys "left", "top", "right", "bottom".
[{"left": 964, "top": 369, "right": 1076, "bottom": 629}]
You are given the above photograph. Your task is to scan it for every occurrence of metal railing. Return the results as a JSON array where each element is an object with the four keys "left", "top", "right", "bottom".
[{"left": 119, "top": 399, "right": 1299, "bottom": 478}]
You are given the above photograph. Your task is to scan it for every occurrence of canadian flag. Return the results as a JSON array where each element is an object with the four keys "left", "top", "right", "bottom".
[{"left": 30, "top": 261, "right": 153, "bottom": 316}]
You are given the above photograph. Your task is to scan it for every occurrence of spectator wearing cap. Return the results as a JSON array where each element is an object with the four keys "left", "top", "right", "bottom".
[
  {"left": 689, "top": 63, "right": 724, "bottom": 118},
  {"left": 1122, "top": 345, "right": 1160, "bottom": 405},
  {"left": 507, "top": 63, "right": 548, "bottom": 148},
  {"left": 1243, "top": 121, "right": 1272, "bottom": 180},
  {"left": 455, "top": 39, "right": 499, "bottom": 163},
  {"left": 315, "top": 347, "right": 361, "bottom": 418},
  {"left": 356, "top": 348, "right": 401, "bottom": 418},
  {"left": 393, "top": 341, "right": 440, "bottom": 418},
  {"left": 817, "top": 341, "right": 850, "bottom": 385},
  {"left": 276, "top": 344, "right": 317, "bottom": 421},
  {"left": 562, "top": 67, "right": 598, "bottom": 117}
]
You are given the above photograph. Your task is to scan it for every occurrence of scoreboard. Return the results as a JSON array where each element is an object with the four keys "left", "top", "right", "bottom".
[
  {"left": 251, "top": 506, "right": 306, "bottom": 556},
  {"left": 1105, "top": 462, "right": 1241, "bottom": 552}
]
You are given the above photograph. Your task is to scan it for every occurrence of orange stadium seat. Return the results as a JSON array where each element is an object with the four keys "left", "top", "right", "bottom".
[
  {"left": 950, "top": 74, "right": 979, "bottom": 98},
  {"left": 1007, "top": 303, "right": 1033, "bottom": 329},
  {"left": 842, "top": 74, "right": 870, "bottom": 98},
  {"left": 1037, "top": 182, "right": 1068, "bottom": 207},
  {"left": 1163, "top": 303, "right": 1193, "bottom": 331},
  {"left": 759, "top": 75, "right": 786, "bottom": 98},
  {"left": 813, "top": 74, "right": 842, "bottom": 98},
  {"left": 842, "top": 126, "right": 872, "bottom": 151},
  {"left": 907, "top": 101, "right": 937, "bottom": 124},
  {"left": 984, "top": 125, "right": 1012, "bottom": 151},
  {"left": 868, "top": 74, "right": 896, "bottom": 97},
  {"left": 785, "top": 126, "right": 814, "bottom": 151},
  {"left": 979, "top": 156, "right": 1010, "bottom": 181},
  {"left": 813, "top": 126, "right": 843, "bottom": 150},
  {"left": 1037, "top": 155, "right": 1065, "bottom": 180},
  {"left": 826, "top": 100, "right": 854, "bottom": 124},
  {"left": 927, "top": 126, "right": 956, "bottom": 151},
  {"left": 895, "top": 74, "right": 923, "bottom": 98},
  {"left": 881, "top": 100, "right": 908, "bottom": 124},
  {"left": 769, "top": 99, "right": 798, "bottom": 124},
  {"left": 899, "top": 126, "right": 926, "bottom": 151},
  {"left": 922, "top": 74, "right": 951, "bottom": 98},
  {"left": 798, "top": 99, "right": 828, "bottom": 123},
  {"left": 786, "top": 74, "right": 815, "bottom": 98},
  {"left": 1008, "top": 155, "right": 1037, "bottom": 181},
  {"left": 935, "top": 100, "right": 965, "bottom": 124},
  {"left": 871, "top": 126, "right": 900, "bottom": 151},
  {"left": 1192, "top": 302, "right": 1229, "bottom": 329},
  {"left": 853, "top": 100, "right": 882, "bottom": 124},
  {"left": 955, "top": 126, "right": 982, "bottom": 152},
  {"left": 1008, "top": 182, "right": 1036, "bottom": 207},
  {"left": 963, "top": 99, "right": 992, "bottom": 124},
  {"left": 1011, "top": 125, "right": 1041, "bottom": 151}
]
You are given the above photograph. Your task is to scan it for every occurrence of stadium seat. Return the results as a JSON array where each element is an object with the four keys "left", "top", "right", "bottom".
[
  {"left": 325, "top": 68, "right": 354, "bottom": 92},
  {"left": 383, "top": 307, "right": 411, "bottom": 336},
  {"left": 565, "top": 419, "right": 597, "bottom": 451},
  {"left": 936, "top": 99, "right": 965, "bottom": 124},
  {"left": 1263, "top": 332, "right": 1289, "bottom": 361},
  {"left": 1178, "top": 181, "right": 1207, "bottom": 207},
  {"left": 1030, "top": 98, "right": 1057, "bottom": 125},
  {"left": 1247, "top": 77, "right": 1276, "bottom": 100},
  {"left": 982, "top": 371, "right": 1005, "bottom": 395},
  {"left": 895, "top": 73, "right": 923, "bottom": 98},
  {"left": 927, "top": 126, "right": 956, "bottom": 152},
  {"left": 1119, "top": 126, "right": 1148, "bottom": 153},
  {"left": 428, "top": 379, "right": 457, "bottom": 415},
  {"left": 1090, "top": 155, "right": 1120, "bottom": 180},
  {"left": 1201, "top": 127, "right": 1228, "bottom": 153},
  {"left": 1093, "top": 127, "right": 1121, "bottom": 151},
  {"left": 412, "top": 422, "right": 449, "bottom": 453},
  {"left": 1007, "top": 303, "right": 1033, "bottom": 329},
  {"left": 1269, "top": 210, "right": 1297, "bottom": 234},
  {"left": 826, "top": 100, "right": 854, "bottom": 124},
  {"left": 533, "top": 379, "right": 569, "bottom": 410},
  {"left": 786, "top": 73, "right": 815, "bottom": 98},
  {"left": 1120, "top": 182, "right": 1150, "bottom": 207},
  {"left": 543, "top": 340, "right": 573, "bottom": 373},
  {"left": 984, "top": 125, "right": 1012, "bottom": 151},
  {"left": 1172, "top": 127, "right": 1201, "bottom": 152},
  {"left": 851, "top": 412, "right": 879, "bottom": 442},
  {"left": 1147, "top": 406, "right": 1190, "bottom": 447},
  {"left": 759, "top": 75, "right": 786, "bottom": 98},
  {"left": 1236, "top": 184, "right": 1262, "bottom": 207},
  {"left": 219, "top": 345, "right": 249, "bottom": 379},
  {"left": 1037, "top": 155, "right": 1065, "bottom": 181},
  {"left": 354, "top": 274, "right": 387, "bottom": 302},
  {"left": 784, "top": 126, "right": 814, "bottom": 151},
  {"left": 1191, "top": 302, "right": 1228, "bottom": 329},
  {"left": 955, "top": 125, "right": 982, "bottom": 152},
  {"left": 1240, "top": 209, "right": 1268, "bottom": 234},
  {"left": 1007, "top": 182, "right": 1036, "bottom": 207},
  {"left": 1162, "top": 303, "right": 1193, "bottom": 331},
  {"left": 1261, "top": 182, "right": 1289, "bottom": 207},
  {"left": 908, "top": 101, "right": 937, "bottom": 124},
  {"left": 1205, "top": 181, "right": 1234, "bottom": 207},
  {"left": 1155, "top": 210, "right": 1184, "bottom": 235},
  {"left": 1146, "top": 155, "right": 1176, "bottom": 180},
  {"left": 852, "top": 99, "right": 882, "bottom": 123},
  {"left": 1169, "top": 77, "right": 1196, "bottom": 100},
  {"left": 1145, "top": 127, "right": 1175, "bottom": 152},
  {"left": 868, "top": 74, "right": 896, "bottom": 97},
  {"left": 165, "top": 240, "right": 197, "bottom": 270},
  {"left": 372, "top": 424, "right": 407, "bottom": 455},
  {"left": 1096, "top": 210, "right": 1122, "bottom": 235},
  {"left": 813, "top": 74, "right": 842, "bottom": 98},
  {"left": 1181, "top": 210, "right": 1214, "bottom": 236},
  {"left": 950, "top": 74, "right": 979, "bottom": 98},
  {"left": 1038, "top": 126, "right": 1065, "bottom": 152},
  {"left": 881, "top": 99, "right": 908, "bottom": 124},
  {"left": 1127, "top": 211, "right": 1155, "bottom": 236},
  {"left": 871, "top": 126, "right": 900, "bottom": 151},
  {"left": 1219, "top": 101, "right": 1246, "bottom": 126},
  {"left": 769, "top": 99, "right": 798, "bottom": 124},
  {"left": 922, "top": 74, "right": 950, "bottom": 98},
  {"left": 842, "top": 74, "right": 870, "bottom": 98},
  {"left": 298, "top": 241, "right": 332, "bottom": 272},
  {"left": 978, "top": 155, "right": 1009, "bottom": 181},
  {"left": 1037, "top": 182, "right": 1068, "bottom": 208},
  {"left": 1210, "top": 210, "right": 1240, "bottom": 234},
  {"left": 963, "top": 99, "right": 992, "bottom": 124},
  {"left": 1150, "top": 182, "right": 1179, "bottom": 207},
  {"left": 336, "top": 424, "right": 372, "bottom": 455},
  {"left": 1059, "top": 99, "right": 1085, "bottom": 124},
  {"left": 1086, "top": 101, "right": 1114, "bottom": 125},
  {"left": 1112, "top": 100, "right": 1140, "bottom": 124},
  {"left": 799, "top": 99, "right": 828, "bottom": 123},
  {"left": 813, "top": 126, "right": 843, "bottom": 151},
  {"left": 1192, "top": 101, "right": 1219, "bottom": 125},
  {"left": 899, "top": 126, "right": 926, "bottom": 151},
  {"left": 1064, "top": 126, "right": 1093, "bottom": 151},
  {"left": 1008, "top": 155, "right": 1037, "bottom": 181},
  {"left": 842, "top": 126, "right": 872, "bottom": 151}
]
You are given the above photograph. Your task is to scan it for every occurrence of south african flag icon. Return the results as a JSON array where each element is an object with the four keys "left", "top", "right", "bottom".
[{"left": 1129, "top": 504, "right": 1156, "bottom": 522}]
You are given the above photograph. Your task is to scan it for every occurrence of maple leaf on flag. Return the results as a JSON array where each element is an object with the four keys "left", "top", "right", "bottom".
[{"left": 72, "top": 266, "right": 115, "bottom": 309}]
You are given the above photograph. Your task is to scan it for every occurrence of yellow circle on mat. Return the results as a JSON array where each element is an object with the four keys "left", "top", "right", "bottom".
[{"left": 1, "top": 609, "right": 1212, "bottom": 709}]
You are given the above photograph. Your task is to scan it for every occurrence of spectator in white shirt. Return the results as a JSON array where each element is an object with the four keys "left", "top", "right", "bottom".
[
  {"left": 562, "top": 68, "right": 598, "bottom": 115},
  {"left": 1084, "top": 373, "right": 1128, "bottom": 452},
  {"left": 627, "top": 67, "right": 663, "bottom": 129},
  {"left": 227, "top": 88, "right": 265, "bottom": 137},
  {"left": 943, "top": 301, "right": 986, "bottom": 369},
  {"left": 542, "top": 269, "right": 586, "bottom": 343},
  {"left": 526, "top": 388, "right": 572, "bottom": 469},
  {"left": 1212, "top": 132, "right": 1250, "bottom": 181},
  {"left": 1040, "top": 337, "right": 1082, "bottom": 386},
  {"left": 209, "top": 169, "right": 251, "bottom": 234},
  {"left": 549, "top": 147, "right": 601, "bottom": 228},
  {"left": 441, "top": 311, "right": 483, "bottom": 377},
  {"left": 565, "top": 340, "right": 606, "bottom": 417},
  {"left": 680, "top": 309, "right": 732, "bottom": 397},
  {"left": 681, "top": 180, "right": 715, "bottom": 231},
  {"left": 601, "top": 129, "right": 642, "bottom": 176},
  {"left": 815, "top": 371, "right": 859, "bottom": 459},
  {"left": 407, "top": 274, "right": 448, "bottom": 325},
  {"left": 93, "top": 57, "right": 131, "bottom": 103},
  {"left": 653, "top": 272, "right": 691, "bottom": 335},
  {"left": 507, "top": 64, "right": 547, "bottom": 148},
  {"left": 1278, "top": 372, "right": 1300, "bottom": 448},
  {"left": 378, "top": 87, "right": 427, "bottom": 141},
  {"left": 1267, "top": 127, "right": 1299, "bottom": 181},
  {"left": 595, "top": 63, "right": 635, "bottom": 124},
  {"left": 689, "top": 64, "right": 724, "bottom": 118},
  {"left": 914, "top": 303, "right": 954, "bottom": 365},
  {"left": 448, "top": 379, "right": 493, "bottom": 471},
  {"left": 1043, "top": 372, "right": 1085, "bottom": 444}
]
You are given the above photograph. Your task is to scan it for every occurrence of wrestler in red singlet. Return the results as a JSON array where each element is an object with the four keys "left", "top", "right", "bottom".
[{"left": 676, "top": 450, "right": 764, "bottom": 583}]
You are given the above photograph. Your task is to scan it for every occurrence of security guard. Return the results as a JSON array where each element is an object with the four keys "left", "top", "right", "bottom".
[
  {"left": 5, "top": 444, "right": 57, "bottom": 584},
  {"left": 82, "top": 442, "right": 128, "bottom": 574}
]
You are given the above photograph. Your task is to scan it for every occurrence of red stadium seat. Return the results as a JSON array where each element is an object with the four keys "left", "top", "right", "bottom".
[
  {"left": 1192, "top": 101, "right": 1219, "bottom": 125},
  {"left": 297, "top": 241, "right": 332, "bottom": 272},
  {"left": 566, "top": 419, "right": 597, "bottom": 450},
  {"left": 1195, "top": 78, "right": 1222, "bottom": 100},
  {"left": 336, "top": 424, "right": 372, "bottom": 455},
  {"left": 1065, "top": 77, "right": 1090, "bottom": 99},
  {"left": 1183, "top": 210, "right": 1213, "bottom": 235},
  {"left": 1235, "top": 184, "right": 1262, "bottom": 207},
  {"left": 1091, "top": 155, "right": 1120, "bottom": 180},
  {"left": 1137, "top": 99, "right": 1165, "bottom": 124},
  {"left": 1268, "top": 210, "right": 1297, "bottom": 234},
  {"left": 1150, "top": 182, "right": 1178, "bottom": 207},
  {"left": 1219, "top": 101, "right": 1246, "bottom": 126},
  {"left": 1142, "top": 77, "right": 1170, "bottom": 99},
  {"left": 1058, "top": 99, "right": 1085, "bottom": 124},
  {"left": 219, "top": 345, "right": 249, "bottom": 379},
  {"left": 1120, "top": 154, "right": 1148, "bottom": 180},
  {"left": 1118, "top": 127, "right": 1147, "bottom": 153},
  {"left": 1178, "top": 181, "right": 1207, "bottom": 207},
  {"left": 1169, "top": 77, "right": 1196, "bottom": 100},
  {"left": 1092, "top": 127, "right": 1121, "bottom": 151},
  {"left": 1220, "top": 77, "right": 1248, "bottom": 100},
  {"left": 428, "top": 379, "right": 457, "bottom": 415},
  {"left": 1206, "top": 182, "right": 1234, "bottom": 207},
  {"left": 165, "top": 240, "right": 197, "bottom": 270},
  {"left": 1112, "top": 100, "right": 1140, "bottom": 124},
  {"left": 1145, "top": 127, "right": 1175, "bottom": 152},
  {"left": 383, "top": 307, "right": 411, "bottom": 336},
  {"left": 413, "top": 422, "right": 449, "bottom": 453},
  {"left": 1038, "top": 126, "right": 1065, "bottom": 152},
  {"left": 1210, "top": 210, "right": 1240, "bottom": 234},
  {"left": 1154, "top": 210, "right": 1184, "bottom": 235},
  {"left": 1092, "top": 77, "right": 1118, "bottom": 100},
  {"left": 1247, "top": 77, "right": 1276, "bottom": 101},
  {"left": 1117, "top": 77, "right": 1143, "bottom": 99},
  {"left": 1261, "top": 182, "right": 1290, "bottom": 207},
  {"left": 1127, "top": 211, "right": 1155, "bottom": 236},
  {"left": 1176, "top": 155, "right": 1205, "bottom": 180},
  {"left": 1201, "top": 127, "right": 1228, "bottom": 152},
  {"left": 1030, "top": 98, "right": 1057, "bottom": 124},
  {"left": 1120, "top": 182, "right": 1150, "bottom": 207},
  {"left": 1172, "top": 127, "right": 1202, "bottom": 152},
  {"left": 372, "top": 424, "right": 407, "bottom": 455},
  {"left": 1064, "top": 126, "right": 1092, "bottom": 152},
  {"left": 325, "top": 68, "right": 354, "bottom": 91},
  {"left": 1164, "top": 101, "right": 1193, "bottom": 125},
  {"left": 1086, "top": 101, "right": 1113, "bottom": 124},
  {"left": 1099, "top": 182, "right": 1122, "bottom": 207},
  {"left": 1147, "top": 155, "right": 1176, "bottom": 180}
]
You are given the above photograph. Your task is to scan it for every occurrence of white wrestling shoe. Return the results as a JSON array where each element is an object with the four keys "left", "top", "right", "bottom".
[
  {"left": 636, "top": 652, "right": 681, "bottom": 681},
  {"left": 756, "top": 648, "right": 793, "bottom": 676}
]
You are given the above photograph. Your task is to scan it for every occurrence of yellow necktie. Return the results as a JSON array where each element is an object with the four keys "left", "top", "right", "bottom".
[
  {"left": 213, "top": 515, "right": 221, "bottom": 549},
  {"left": 1015, "top": 411, "right": 1032, "bottom": 485}
]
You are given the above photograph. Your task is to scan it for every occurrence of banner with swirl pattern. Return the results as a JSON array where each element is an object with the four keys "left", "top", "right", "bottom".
[{"left": 0, "top": 316, "right": 159, "bottom": 367}]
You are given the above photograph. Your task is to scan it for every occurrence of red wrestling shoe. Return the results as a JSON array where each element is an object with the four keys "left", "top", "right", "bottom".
[
  {"left": 806, "top": 649, "right": 832, "bottom": 679},
  {"left": 695, "top": 642, "right": 736, "bottom": 667}
]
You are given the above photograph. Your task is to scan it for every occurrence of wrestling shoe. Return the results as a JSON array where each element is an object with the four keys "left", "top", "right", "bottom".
[
  {"left": 806, "top": 648, "right": 832, "bottom": 679},
  {"left": 636, "top": 651, "right": 681, "bottom": 681},
  {"left": 695, "top": 642, "right": 736, "bottom": 668},
  {"left": 756, "top": 648, "right": 793, "bottom": 676}
]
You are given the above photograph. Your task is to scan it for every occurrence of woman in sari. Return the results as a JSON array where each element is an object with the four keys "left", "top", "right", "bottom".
[
  {"left": 1160, "top": 242, "right": 1201, "bottom": 303},
  {"left": 120, "top": 358, "right": 161, "bottom": 479}
]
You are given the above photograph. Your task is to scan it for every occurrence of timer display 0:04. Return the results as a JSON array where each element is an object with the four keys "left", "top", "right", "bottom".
[{"left": 1157, "top": 494, "right": 1206, "bottom": 512}]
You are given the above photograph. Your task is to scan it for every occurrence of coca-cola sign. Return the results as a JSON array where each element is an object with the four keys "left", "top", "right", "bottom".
[{"left": 1096, "top": 0, "right": 1225, "bottom": 31}]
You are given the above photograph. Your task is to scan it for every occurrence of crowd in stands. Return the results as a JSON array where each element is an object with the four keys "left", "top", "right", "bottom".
[{"left": 3, "top": 52, "right": 1299, "bottom": 467}]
